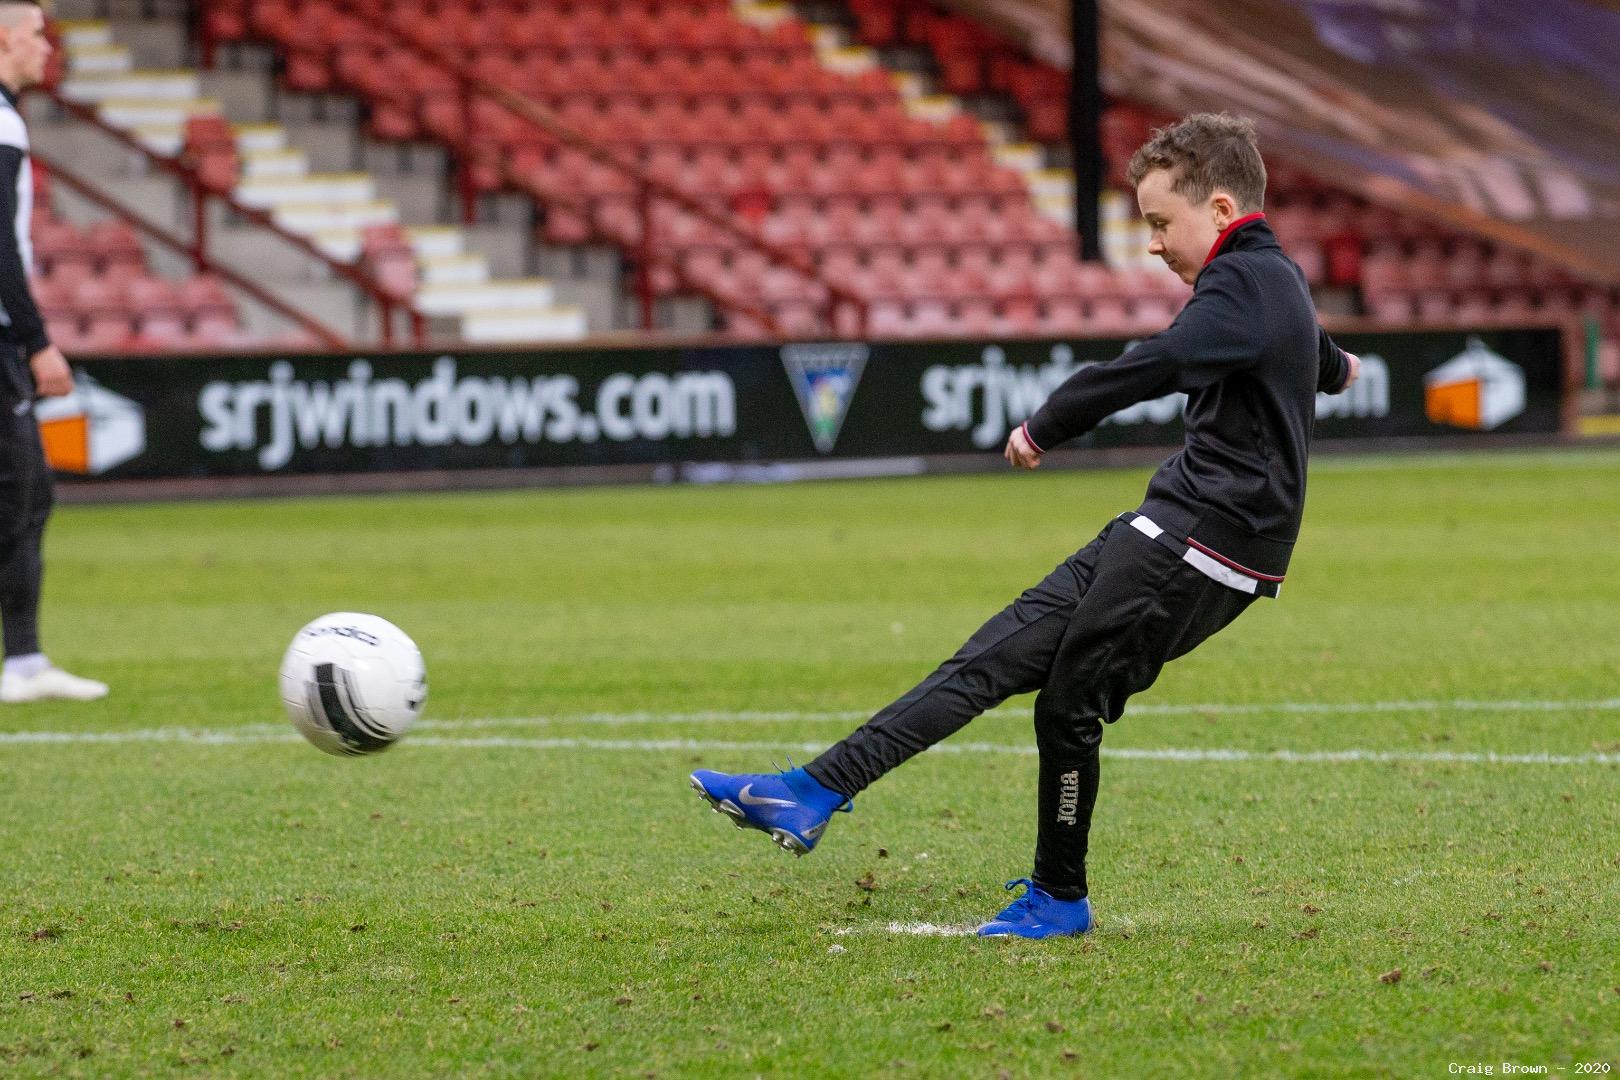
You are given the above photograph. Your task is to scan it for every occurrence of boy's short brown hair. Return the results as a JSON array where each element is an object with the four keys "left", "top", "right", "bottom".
[{"left": 1126, "top": 113, "right": 1267, "bottom": 212}]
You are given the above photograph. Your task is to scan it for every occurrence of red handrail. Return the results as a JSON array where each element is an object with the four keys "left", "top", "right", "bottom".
[
  {"left": 35, "top": 151, "right": 349, "bottom": 349},
  {"left": 285, "top": 0, "right": 869, "bottom": 339},
  {"left": 34, "top": 87, "right": 427, "bottom": 347}
]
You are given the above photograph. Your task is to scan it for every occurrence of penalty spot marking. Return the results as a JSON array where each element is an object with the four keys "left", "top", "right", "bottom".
[
  {"left": 874, "top": 919, "right": 972, "bottom": 939},
  {"left": 848, "top": 922, "right": 978, "bottom": 937},
  {"left": 885, "top": 922, "right": 977, "bottom": 937},
  {"left": 831, "top": 918, "right": 1139, "bottom": 939}
]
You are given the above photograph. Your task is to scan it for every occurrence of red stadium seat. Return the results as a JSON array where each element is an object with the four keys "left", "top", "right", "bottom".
[
  {"left": 33, "top": 217, "right": 93, "bottom": 276},
  {"left": 909, "top": 298, "right": 953, "bottom": 336},
  {"left": 61, "top": 318, "right": 132, "bottom": 354},
  {"left": 1444, "top": 242, "right": 1489, "bottom": 290},
  {"left": 847, "top": 0, "right": 900, "bottom": 46},
  {"left": 1452, "top": 290, "right": 1494, "bottom": 324},
  {"left": 957, "top": 298, "right": 996, "bottom": 335},
  {"left": 72, "top": 273, "right": 131, "bottom": 316},
  {"left": 177, "top": 275, "right": 238, "bottom": 323},
  {"left": 868, "top": 300, "right": 907, "bottom": 336},
  {"left": 540, "top": 203, "right": 591, "bottom": 246},
  {"left": 1291, "top": 241, "right": 1326, "bottom": 287},
  {"left": 1416, "top": 291, "right": 1456, "bottom": 323},
  {"left": 124, "top": 275, "right": 184, "bottom": 318},
  {"left": 772, "top": 300, "right": 821, "bottom": 337},
  {"left": 186, "top": 314, "right": 243, "bottom": 347},
  {"left": 130, "top": 310, "right": 190, "bottom": 347},
  {"left": 184, "top": 114, "right": 240, "bottom": 193},
  {"left": 1366, "top": 292, "right": 1413, "bottom": 323},
  {"left": 1088, "top": 298, "right": 1133, "bottom": 334},
  {"left": 1000, "top": 296, "right": 1041, "bottom": 335},
  {"left": 360, "top": 224, "right": 416, "bottom": 299},
  {"left": 1042, "top": 297, "right": 1087, "bottom": 334}
]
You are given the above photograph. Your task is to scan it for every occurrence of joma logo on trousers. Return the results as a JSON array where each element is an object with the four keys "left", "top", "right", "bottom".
[{"left": 1057, "top": 770, "right": 1080, "bottom": 825}]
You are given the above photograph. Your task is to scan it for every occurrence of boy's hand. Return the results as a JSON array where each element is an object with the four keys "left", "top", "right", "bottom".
[
  {"left": 1341, "top": 350, "right": 1361, "bottom": 392},
  {"left": 29, "top": 345, "right": 73, "bottom": 398},
  {"left": 1005, "top": 425, "right": 1042, "bottom": 470}
]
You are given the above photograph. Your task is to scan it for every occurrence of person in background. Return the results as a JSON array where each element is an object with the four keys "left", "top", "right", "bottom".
[{"left": 0, "top": 0, "right": 106, "bottom": 703}]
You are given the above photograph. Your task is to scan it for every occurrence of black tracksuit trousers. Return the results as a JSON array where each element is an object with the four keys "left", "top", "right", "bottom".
[
  {"left": 806, "top": 517, "right": 1257, "bottom": 900},
  {"left": 0, "top": 387, "right": 52, "bottom": 659}
]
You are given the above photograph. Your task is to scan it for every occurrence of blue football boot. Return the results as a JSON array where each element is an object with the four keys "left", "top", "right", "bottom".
[
  {"left": 688, "top": 766, "right": 850, "bottom": 856},
  {"left": 975, "top": 878, "right": 1095, "bottom": 938}
]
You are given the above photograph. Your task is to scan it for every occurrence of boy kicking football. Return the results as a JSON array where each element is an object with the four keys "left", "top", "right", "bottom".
[{"left": 691, "top": 113, "right": 1360, "bottom": 938}]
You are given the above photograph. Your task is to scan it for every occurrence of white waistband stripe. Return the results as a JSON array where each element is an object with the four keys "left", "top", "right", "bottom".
[
  {"left": 1129, "top": 515, "right": 1165, "bottom": 540},
  {"left": 1183, "top": 545, "right": 1261, "bottom": 594},
  {"left": 1132, "top": 513, "right": 1263, "bottom": 595}
]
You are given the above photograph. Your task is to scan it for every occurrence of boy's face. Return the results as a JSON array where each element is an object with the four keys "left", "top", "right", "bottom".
[{"left": 1136, "top": 168, "right": 1236, "bottom": 285}]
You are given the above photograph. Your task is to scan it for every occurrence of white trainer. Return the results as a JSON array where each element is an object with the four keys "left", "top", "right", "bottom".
[{"left": 0, "top": 666, "right": 109, "bottom": 703}]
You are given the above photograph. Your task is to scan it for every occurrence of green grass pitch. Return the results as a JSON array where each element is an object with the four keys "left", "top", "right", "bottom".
[{"left": 3, "top": 448, "right": 1619, "bottom": 1078}]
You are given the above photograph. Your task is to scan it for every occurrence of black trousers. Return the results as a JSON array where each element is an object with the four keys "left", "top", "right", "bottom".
[
  {"left": 807, "top": 518, "right": 1257, "bottom": 899},
  {"left": 0, "top": 394, "right": 53, "bottom": 658}
]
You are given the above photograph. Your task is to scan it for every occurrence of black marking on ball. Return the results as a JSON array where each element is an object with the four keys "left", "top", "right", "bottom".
[{"left": 314, "top": 662, "right": 394, "bottom": 754}]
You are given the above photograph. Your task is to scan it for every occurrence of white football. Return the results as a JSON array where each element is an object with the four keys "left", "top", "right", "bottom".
[{"left": 280, "top": 612, "right": 427, "bottom": 756}]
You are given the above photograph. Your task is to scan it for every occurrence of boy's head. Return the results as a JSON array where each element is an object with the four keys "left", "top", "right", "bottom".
[
  {"left": 0, "top": 1, "right": 48, "bottom": 93},
  {"left": 1128, "top": 113, "right": 1267, "bottom": 284}
]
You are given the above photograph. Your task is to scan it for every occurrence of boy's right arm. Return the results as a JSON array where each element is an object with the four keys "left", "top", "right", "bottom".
[{"left": 1021, "top": 260, "right": 1265, "bottom": 453}]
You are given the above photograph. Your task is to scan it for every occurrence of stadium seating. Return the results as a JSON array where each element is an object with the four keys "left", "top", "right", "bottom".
[
  {"left": 57, "top": 13, "right": 586, "bottom": 344},
  {"left": 19, "top": 147, "right": 272, "bottom": 354},
  {"left": 29, "top": 212, "right": 269, "bottom": 353},
  {"left": 202, "top": 0, "right": 1205, "bottom": 337},
  {"left": 838, "top": 2, "right": 1620, "bottom": 346},
  {"left": 192, "top": 0, "right": 1620, "bottom": 346}
]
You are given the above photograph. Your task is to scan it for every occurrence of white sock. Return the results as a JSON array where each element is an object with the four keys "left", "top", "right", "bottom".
[{"left": 4, "top": 653, "right": 49, "bottom": 679}]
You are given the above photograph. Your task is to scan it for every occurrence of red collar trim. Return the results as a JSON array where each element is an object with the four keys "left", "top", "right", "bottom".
[{"left": 1202, "top": 212, "right": 1267, "bottom": 267}]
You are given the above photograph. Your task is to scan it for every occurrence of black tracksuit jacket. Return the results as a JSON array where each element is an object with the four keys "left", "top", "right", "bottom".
[{"left": 1023, "top": 214, "right": 1352, "bottom": 584}]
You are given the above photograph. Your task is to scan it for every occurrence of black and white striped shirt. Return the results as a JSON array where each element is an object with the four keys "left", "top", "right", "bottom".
[{"left": 0, "top": 81, "right": 49, "bottom": 360}]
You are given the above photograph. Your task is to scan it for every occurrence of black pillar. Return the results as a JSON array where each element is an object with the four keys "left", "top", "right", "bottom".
[{"left": 1070, "top": 0, "right": 1102, "bottom": 261}]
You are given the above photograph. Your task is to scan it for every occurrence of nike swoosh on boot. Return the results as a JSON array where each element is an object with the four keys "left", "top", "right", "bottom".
[{"left": 738, "top": 784, "right": 797, "bottom": 808}]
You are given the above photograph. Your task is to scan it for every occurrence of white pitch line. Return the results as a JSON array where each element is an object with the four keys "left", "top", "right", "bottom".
[
  {"left": 0, "top": 726, "right": 1616, "bottom": 765},
  {"left": 414, "top": 737, "right": 1620, "bottom": 766},
  {"left": 412, "top": 710, "right": 875, "bottom": 729},
  {"left": 1125, "top": 698, "right": 1620, "bottom": 716},
  {"left": 396, "top": 697, "right": 1620, "bottom": 733},
  {"left": 1102, "top": 747, "right": 1620, "bottom": 765},
  {"left": 0, "top": 727, "right": 291, "bottom": 745}
]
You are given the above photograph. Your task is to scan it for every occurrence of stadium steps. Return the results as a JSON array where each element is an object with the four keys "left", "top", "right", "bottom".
[
  {"left": 36, "top": 19, "right": 373, "bottom": 339},
  {"left": 27, "top": 123, "right": 299, "bottom": 354},
  {"left": 53, "top": 17, "right": 587, "bottom": 345}
]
